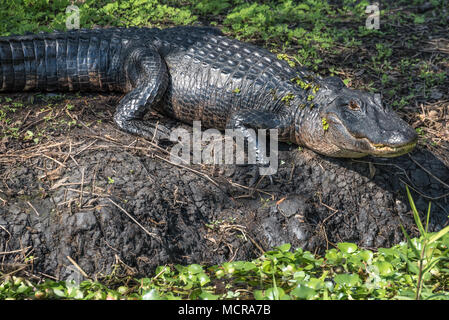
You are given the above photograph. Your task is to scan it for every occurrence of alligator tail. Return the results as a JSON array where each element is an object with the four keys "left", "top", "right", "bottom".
[{"left": 0, "top": 29, "right": 121, "bottom": 93}]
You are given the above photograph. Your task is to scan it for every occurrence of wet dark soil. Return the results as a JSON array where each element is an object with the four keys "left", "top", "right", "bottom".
[{"left": 0, "top": 93, "right": 448, "bottom": 281}]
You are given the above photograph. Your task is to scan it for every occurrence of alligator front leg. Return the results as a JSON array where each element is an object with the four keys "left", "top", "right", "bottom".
[
  {"left": 113, "top": 45, "right": 170, "bottom": 141},
  {"left": 226, "top": 109, "right": 291, "bottom": 184}
]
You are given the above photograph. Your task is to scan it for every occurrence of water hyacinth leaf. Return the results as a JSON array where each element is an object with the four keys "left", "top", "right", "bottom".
[
  {"left": 293, "top": 271, "right": 306, "bottom": 280},
  {"left": 334, "top": 273, "right": 360, "bottom": 287},
  {"left": 197, "top": 273, "right": 210, "bottom": 286},
  {"left": 306, "top": 277, "right": 325, "bottom": 290},
  {"left": 265, "top": 287, "right": 289, "bottom": 300},
  {"left": 262, "top": 260, "right": 273, "bottom": 273},
  {"left": 277, "top": 243, "right": 291, "bottom": 252},
  {"left": 199, "top": 291, "right": 219, "bottom": 300},
  {"left": 337, "top": 242, "right": 358, "bottom": 254},
  {"left": 53, "top": 287, "right": 66, "bottom": 297},
  {"left": 378, "top": 247, "right": 399, "bottom": 258},
  {"left": 142, "top": 288, "right": 162, "bottom": 300},
  {"left": 253, "top": 290, "right": 265, "bottom": 300},
  {"left": 374, "top": 261, "right": 394, "bottom": 276},
  {"left": 187, "top": 264, "right": 203, "bottom": 274},
  {"left": 291, "top": 284, "right": 316, "bottom": 299},
  {"left": 222, "top": 262, "right": 235, "bottom": 274},
  {"left": 233, "top": 261, "right": 257, "bottom": 271},
  {"left": 325, "top": 249, "right": 340, "bottom": 263},
  {"left": 359, "top": 250, "right": 374, "bottom": 262}
]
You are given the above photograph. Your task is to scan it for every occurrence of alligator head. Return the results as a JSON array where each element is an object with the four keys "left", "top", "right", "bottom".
[{"left": 294, "top": 76, "right": 418, "bottom": 158}]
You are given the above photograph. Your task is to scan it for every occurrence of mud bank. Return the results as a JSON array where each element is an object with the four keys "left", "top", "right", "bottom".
[{"left": 1, "top": 113, "right": 448, "bottom": 281}]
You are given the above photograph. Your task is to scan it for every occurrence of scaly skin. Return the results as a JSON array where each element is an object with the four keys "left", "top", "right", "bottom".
[{"left": 0, "top": 26, "right": 417, "bottom": 158}]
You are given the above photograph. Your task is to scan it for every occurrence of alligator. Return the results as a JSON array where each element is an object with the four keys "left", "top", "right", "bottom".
[{"left": 0, "top": 26, "right": 417, "bottom": 161}]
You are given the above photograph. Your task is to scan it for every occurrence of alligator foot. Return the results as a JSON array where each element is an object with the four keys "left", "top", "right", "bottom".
[
  {"left": 113, "top": 45, "right": 170, "bottom": 143},
  {"left": 114, "top": 118, "right": 171, "bottom": 142}
]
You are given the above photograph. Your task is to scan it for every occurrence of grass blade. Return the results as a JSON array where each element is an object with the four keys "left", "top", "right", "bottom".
[
  {"left": 406, "top": 185, "right": 426, "bottom": 237},
  {"left": 428, "top": 225, "right": 449, "bottom": 245}
]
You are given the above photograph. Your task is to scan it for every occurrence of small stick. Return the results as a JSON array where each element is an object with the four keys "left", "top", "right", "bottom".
[
  {"left": 153, "top": 154, "right": 220, "bottom": 187},
  {"left": 66, "top": 256, "right": 90, "bottom": 279},
  {"left": 247, "top": 234, "right": 265, "bottom": 255},
  {"left": 0, "top": 246, "right": 32, "bottom": 255},
  {"left": 408, "top": 154, "right": 449, "bottom": 190},
  {"left": 40, "top": 153, "right": 66, "bottom": 167},
  {"left": 79, "top": 167, "right": 85, "bottom": 208},
  {"left": 107, "top": 198, "right": 161, "bottom": 242},
  {"left": 26, "top": 201, "right": 40, "bottom": 216}
]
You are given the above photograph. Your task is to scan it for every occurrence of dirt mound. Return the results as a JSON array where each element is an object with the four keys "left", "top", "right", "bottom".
[{"left": 0, "top": 94, "right": 448, "bottom": 281}]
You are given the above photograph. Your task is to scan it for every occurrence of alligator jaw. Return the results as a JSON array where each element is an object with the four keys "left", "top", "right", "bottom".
[
  {"left": 324, "top": 113, "right": 418, "bottom": 158},
  {"left": 369, "top": 140, "right": 418, "bottom": 157}
]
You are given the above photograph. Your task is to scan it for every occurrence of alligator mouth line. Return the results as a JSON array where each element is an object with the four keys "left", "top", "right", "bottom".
[
  {"left": 325, "top": 114, "right": 417, "bottom": 157},
  {"left": 369, "top": 140, "right": 417, "bottom": 157}
]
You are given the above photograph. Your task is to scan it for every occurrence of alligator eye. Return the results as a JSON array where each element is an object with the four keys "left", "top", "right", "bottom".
[{"left": 348, "top": 100, "right": 360, "bottom": 110}]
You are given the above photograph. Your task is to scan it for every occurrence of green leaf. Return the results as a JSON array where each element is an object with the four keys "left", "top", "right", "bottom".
[
  {"left": 406, "top": 186, "right": 426, "bottom": 237},
  {"left": 187, "top": 264, "right": 203, "bottom": 274},
  {"left": 422, "top": 256, "right": 449, "bottom": 275},
  {"left": 334, "top": 273, "right": 360, "bottom": 287},
  {"left": 142, "top": 288, "right": 162, "bottom": 300},
  {"left": 277, "top": 243, "right": 291, "bottom": 252},
  {"left": 337, "top": 242, "right": 358, "bottom": 254},
  {"left": 265, "top": 287, "right": 286, "bottom": 300},
  {"left": 253, "top": 290, "right": 266, "bottom": 300},
  {"left": 400, "top": 224, "right": 420, "bottom": 258},
  {"left": 197, "top": 273, "right": 210, "bottom": 286},
  {"left": 428, "top": 225, "right": 449, "bottom": 245},
  {"left": 306, "top": 277, "right": 325, "bottom": 290},
  {"left": 199, "top": 291, "right": 219, "bottom": 300},
  {"left": 291, "top": 284, "right": 316, "bottom": 299},
  {"left": 358, "top": 250, "right": 373, "bottom": 262},
  {"left": 374, "top": 261, "right": 394, "bottom": 276},
  {"left": 413, "top": 15, "right": 425, "bottom": 24}
]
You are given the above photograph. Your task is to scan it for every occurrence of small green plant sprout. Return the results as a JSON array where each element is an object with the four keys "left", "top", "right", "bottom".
[
  {"left": 276, "top": 53, "right": 296, "bottom": 67},
  {"left": 290, "top": 76, "right": 312, "bottom": 90},
  {"left": 107, "top": 177, "right": 115, "bottom": 184},
  {"left": 322, "top": 118, "right": 329, "bottom": 131},
  {"left": 400, "top": 186, "right": 449, "bottom": 300},
  {"left": 415, "top": 127, "right": 425, "bottom": 136},
  {"left": 281, "top": 93, "right": 295, "bottom": 106},
  {"left": 232, "top": 87, "right": 241, "bottom": 94},
  {"left": 23, "top": 130, "right": 34, "bottom": 140},
  {"left": 307, "top": 94, "right": 315, "bottom": 101}
]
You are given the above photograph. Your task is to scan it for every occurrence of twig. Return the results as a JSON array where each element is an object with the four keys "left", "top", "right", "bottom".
[
  {"left": 0, "top": 247, "right": 32, "bottom": 255},
  {"left": 408, "top": 154, "right": 449, "bottom": 190},
  {"left": 66, "top": 256, "right": 90, "bottom": 279},
  {"left": 40, "top": 153, "right": 66, "bottom": 167},
  {"left": 107, "top": 198, "right": 161, "bottom": 242},
  {"left": 246, "top": 234, "right": 265, "bottom": 255},
  {"left": 153, "top": 154, "right": 220, "bottom": 187},
  {"left": 79, "top": 167, "right": 85, "bottom": 208},
  {"left": 38, "top": 272, "right": 59, "bottom": 281},
  {"left": 26, "top": 201, "right": 40, "bottom": 216}
]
